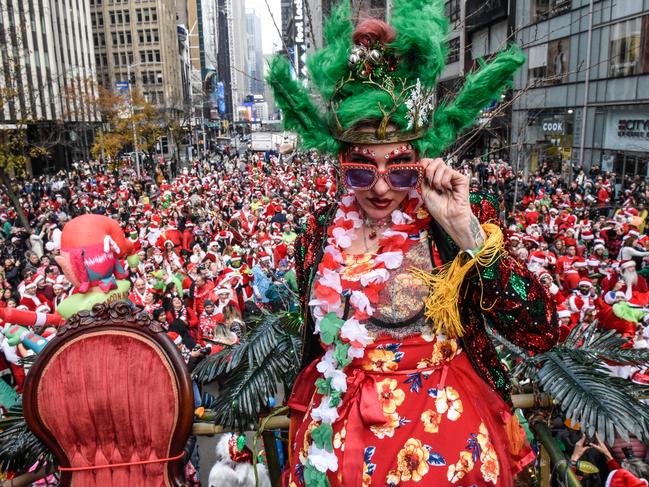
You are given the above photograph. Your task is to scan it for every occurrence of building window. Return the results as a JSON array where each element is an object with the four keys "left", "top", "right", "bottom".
[
  {"left": 112, "top": 32, "right": 118, "bottom": 46},
  {"left": 124, "top": 10, "right": 130, "bottom": 23},
  {"left": 527, "top": 38, "right": 569, "bottom": 85},
  {"left": 136, "top": 8, "right": 142, "bottom": 22},
  {"left": 448, "top": 37, "right": 460, "bottom": 63},
  {"left": 140, "top": 51, "right": 146, "bottom": 63},
  {"left": 546, "top": 37, "right": 569, "bottom": 84},
  {"left": 445, "top": 0, "right": 460, "bottom": 23},
  {"left": 110, "top": 11, "right": 116, "bottom": 24},
  {"left": 609, "top": 17, "right": 644, "bottom": 77},
  {"left": 113, "top": 52, "right": 120, "bottom": 65},
  {"left": 153, "top": 29, "right": 159, "bottom": 42},
  {"left": 151, "top": 8, "right": 157, "bottom": 21},
  {"left": 155, "top": 50, "right": 160, "bottom": 62},
  {"left": 531, "top": 0, "right": 571, "bottom": 23}
]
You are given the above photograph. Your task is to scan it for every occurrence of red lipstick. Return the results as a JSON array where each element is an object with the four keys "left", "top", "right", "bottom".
[{"left": 369, "top": 198, "right": 392, "bottom": 209}]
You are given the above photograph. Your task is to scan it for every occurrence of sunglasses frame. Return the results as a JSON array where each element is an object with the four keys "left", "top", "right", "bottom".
[{"left": 340, "top": 162, "right": 424, "bottom": 191}]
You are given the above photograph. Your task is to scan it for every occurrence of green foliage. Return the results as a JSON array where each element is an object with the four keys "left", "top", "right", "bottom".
[
  {"left": 416, "top": 46, "right": 525, "bottom": 157},
  {"left": 192, "top": 311, "right": 302, "bottom": 429},
  {"left": 0, "top": 402, "right": 54, "bottom": 474},
  {"left": 389, "top": 0, "right": 448, "bottom": 87},
  {"left": 491, "top": 323, "right": 649, "bottom": 444},
  {"left": 266, "top": 56, "right": 340, "bottom": 154}
]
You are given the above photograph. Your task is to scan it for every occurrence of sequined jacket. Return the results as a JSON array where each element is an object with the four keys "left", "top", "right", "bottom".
[{"left": 294, "top": 192, "right": 560, "bottom": 402}]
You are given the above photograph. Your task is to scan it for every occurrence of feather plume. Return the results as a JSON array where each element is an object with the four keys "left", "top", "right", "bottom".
[
  {"left": 307, "top": 1, "right": 354, "bottom": 100},
  {"left": 417, "top": 45, "right": 525, "bottom": 156},
  {"left": 389, "top": 0, "right": 449, "bottom": 87},
  {"left": 266, "top": 56, "right": 340, "bottom": 154}
]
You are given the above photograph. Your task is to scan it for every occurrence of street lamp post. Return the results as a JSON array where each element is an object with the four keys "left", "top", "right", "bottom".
[{"left": 126, "top": 62, "right": 142, "bottom": 179}]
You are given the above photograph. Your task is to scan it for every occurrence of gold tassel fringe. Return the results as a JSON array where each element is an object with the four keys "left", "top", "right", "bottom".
[{"left": 411, "top": 223, "right": 504, "bottom": 338}]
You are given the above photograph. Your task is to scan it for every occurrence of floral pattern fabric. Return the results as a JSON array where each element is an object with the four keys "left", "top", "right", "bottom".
[{"left": 287, "top": 334, "right": 533, "bottom": 486}]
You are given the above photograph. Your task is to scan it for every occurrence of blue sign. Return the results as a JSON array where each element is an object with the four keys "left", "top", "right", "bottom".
[
  {"left": 115, "top": 81, "right": 129, "bottom": 95},
  {"left": 217, "top": 82, "right": 225, "bottom": 114}
]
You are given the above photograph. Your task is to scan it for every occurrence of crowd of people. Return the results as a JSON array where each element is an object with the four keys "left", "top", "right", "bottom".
[{"left": 1, "top": 150, "right": 649, "bottom": 484}]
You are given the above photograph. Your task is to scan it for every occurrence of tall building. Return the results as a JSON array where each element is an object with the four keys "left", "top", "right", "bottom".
[
  {"left": 215, "top": 0, "right": 247, "bottom": 123},
  {"left": 90, "top": 0, "right": 185, "bottom": 114},
  {"left": 246, "top": 10, "right": 265, "bottom": 96},
  {"left": 458, "top": 0, "right": 514, "bottom": 159},
  {"left": 0, "top": 0, "right": 99, "bottom": 168},
  {"left": 511, "top": 0, "right": 649, "bottom": 186}
]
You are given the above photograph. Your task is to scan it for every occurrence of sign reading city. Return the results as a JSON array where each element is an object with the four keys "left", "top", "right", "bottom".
[
  {"left": 604, "top": 111, "right": 649, "bottom": 152},
  {"left": 293, "top": 0, "right": 308, "bottom": 79},
  {"left": 617, "top": 119, "right": 649, "bottom": 139}
]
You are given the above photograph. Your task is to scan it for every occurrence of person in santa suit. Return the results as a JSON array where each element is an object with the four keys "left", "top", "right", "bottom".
[
  {"left": 129, "top": 278, "right": 153, "bottom": 307},
  {"left": 523, "top": 202, "right": 539, "bottom": 227},
  {"left": 556, "top": 239, "right": 581, "bottom": 291},
  {"left": 556, "top": 305, "right": 574, "bottom": 342},
  {"left": 601, "top": 260, "right": 649, "bottom": 298},
  {"left": 51, "top": 282, "right": 68, "bottom": 312},
  {"left": 210, "top": 285, "right": 241, "bottom": 319},
  {"left": 539, "top": 271, "right": 565, "bottom": 306},
  {"left": 166, "top": 295, "right": 199, "bottom": 341},
  {"left": 182, "top": 221, "right": 195, "bottom": 252},
  {"left": 595, "top": 291, "right": 637, "bottom": 344},
  {"left": 19, "top": 275, "right": 49, "bottom": 312},
  {"left": 193, "top": 274, "right": 215, "bottom": 315},
  {"left": 566, "top": 279, "right": 596, "bottom": 319},
  {"left": 127, "top": 229, "right": 142, "bottom": 254}
]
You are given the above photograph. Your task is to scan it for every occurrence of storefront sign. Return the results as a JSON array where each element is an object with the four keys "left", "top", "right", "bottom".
[
  {"left": 542, "top": 119, "right": 564, "bottom": 134},
  {"left": 604, "top": 110, "right": 649, "bottom": 152},
  {"left": 293, "top": 0, "right": 308, "bottom": 79}
]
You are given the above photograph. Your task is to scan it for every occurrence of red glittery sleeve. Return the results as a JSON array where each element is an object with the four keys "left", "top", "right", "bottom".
[{"left": 468, "top": 193, "right": 559, "bottom": 353}]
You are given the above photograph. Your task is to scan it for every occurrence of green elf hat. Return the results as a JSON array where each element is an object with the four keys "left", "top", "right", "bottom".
[{"left": 267, "top": 0, "right": 524, "bottom": 156}]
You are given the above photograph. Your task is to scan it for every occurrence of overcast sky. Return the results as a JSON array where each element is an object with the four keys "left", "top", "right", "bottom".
[{"left": 245, "top": 0, "right": 282, "bottom": 55}]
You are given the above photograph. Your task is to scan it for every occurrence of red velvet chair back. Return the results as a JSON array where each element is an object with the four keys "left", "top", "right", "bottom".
[{"left": 23, "top": 302, "right": 194, "bottom": 486}]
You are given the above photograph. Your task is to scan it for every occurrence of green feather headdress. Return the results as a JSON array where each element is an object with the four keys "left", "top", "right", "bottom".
[{"left": 266, "top": 0, "right": 524, "bottom": 156}]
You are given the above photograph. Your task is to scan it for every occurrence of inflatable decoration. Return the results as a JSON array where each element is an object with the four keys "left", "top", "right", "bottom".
[
  {"left": 54, "top": 215, "right": 139, "bottom": 317},
  {"left": 2, "top": 324, "right": 50, "bottom": 354},
  {"left": 0, "top": 307, "right": 64, "bottom": 328}
]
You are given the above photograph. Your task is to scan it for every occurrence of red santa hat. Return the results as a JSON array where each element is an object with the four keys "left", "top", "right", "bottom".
[
  {"left": 529, "top": 251, "right": 547, "bottom": 265},
  {"left": 593, "top": 243, "right": 606, "bottom": 252},
  {"left": 167, "top": 332, "right": 182, "bottom": 346},
  {"left": 581, "top": 230, "right": 594, "bottom": 241},
  {"left": 563, "top": 237, "right": 577, "bottom": 247},
  {"left": 149, "top": 220, "right": 160, "bottom": 230},
  {"left": 24, "top": 274, "right": 44, "bottom": 290},
  {"left": 578, "top": 278, "right": 592, "bottom": 288},
  {"left": 606, "top": 469, "right": 648, "bottom": 487}
]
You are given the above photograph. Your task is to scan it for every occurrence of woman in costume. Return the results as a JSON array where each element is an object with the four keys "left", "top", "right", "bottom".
[{"left": 267, "top": 1, "right": 559, "bottom": 485}]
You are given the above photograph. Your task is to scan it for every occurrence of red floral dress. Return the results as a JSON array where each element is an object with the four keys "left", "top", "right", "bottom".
[{"left": 287, "top": 237, "right": 533, "bottom": 486}]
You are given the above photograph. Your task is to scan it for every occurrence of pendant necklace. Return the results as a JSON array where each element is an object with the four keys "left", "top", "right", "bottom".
[{"left": 364, "top": 216, "right": 390, "bottom": 240}]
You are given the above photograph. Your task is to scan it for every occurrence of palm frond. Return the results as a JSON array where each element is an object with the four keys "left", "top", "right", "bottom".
[
  {"left": 557, "top": 324, "right": 649, "bottom": 366},
  {"left": 192, "top": 345, "right": 236, "bottom": 384},
  {"left": 193, "top": 311, "right": 303, "bottom": 428},
  {"left": 0, "top": 402, "right": 54, "bottom": 473},
  {"left": 486, "top": 326, "right": 540, "bottom": 381},
  {"left": 212, "top": 334, "right": 300, "bottom": 429},
  {"left": 538, "top": 351, "right": 649, "bottom": 444}
]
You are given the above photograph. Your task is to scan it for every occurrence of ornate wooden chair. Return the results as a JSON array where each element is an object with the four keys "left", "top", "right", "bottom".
[{"left": 22, "top": 301, "right": 194, "bottom": 487}]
